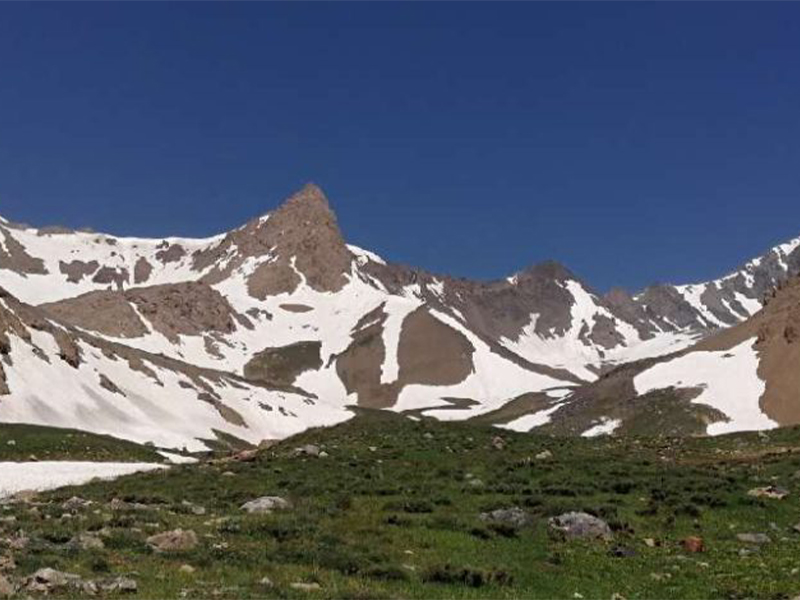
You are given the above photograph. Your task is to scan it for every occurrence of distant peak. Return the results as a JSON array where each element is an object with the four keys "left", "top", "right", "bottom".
[
  {"left": 516, "top": 260, "right": 575, "bottom": 282},
  {"left": 284, "top": 182, "right": 329, "bottom": 208}
]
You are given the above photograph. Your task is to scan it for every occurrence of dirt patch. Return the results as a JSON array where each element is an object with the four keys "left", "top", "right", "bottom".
[{"left": 244, "top": 341, "right": 323, "bottom": 387}]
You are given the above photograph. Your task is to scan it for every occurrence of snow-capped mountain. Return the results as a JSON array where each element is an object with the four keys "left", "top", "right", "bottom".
[
  {"left": 533, "top": 272, "right": 800, "bottom": 438},
  {"left": 1, "top": 183, "right": 799, "bottom": 446}
]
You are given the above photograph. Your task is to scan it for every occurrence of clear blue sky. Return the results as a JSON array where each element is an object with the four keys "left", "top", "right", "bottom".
[{"left": 1, "top": 3, "right": 799, "bottom": 292}]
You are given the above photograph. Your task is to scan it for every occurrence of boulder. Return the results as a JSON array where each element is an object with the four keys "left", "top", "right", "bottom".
[
  {"left": 479, "top": 507, "right": 533, "bottom": 530},
  {"left": 240, "top": 496, "right": 292, "bottom": 514},
  {"left": 146, "top": 529, "right": 199, "bottom": 552},
  {"left": 24, "top": 568, "right": 82, "bottom": 593},
  {"left": 548, "top": 512, "right": 612, "bottom": 541},
  {"left": 293, "top": 444, "right": 321, "bottom": 458}
]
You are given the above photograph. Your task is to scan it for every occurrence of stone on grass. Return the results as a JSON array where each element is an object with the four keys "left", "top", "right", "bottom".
[
  {"left": 549, "top": 512, "right": 612, "bottom": 541},
  {"left": 62, "top": 496, "right": 92, "bottom": 511},
  {"left": 24, "top": 568, "right": 82, "bottom": 592},
  {"left": 99, "top": 577, "right": 138, "bottom": 594},
  {"left": 748, "top": 486, "right": 789, "bottom": 500},
  {"left": 479, "top": 507, "right": 533, "bottom": 530},
  {"left": 240, "top": 496, "right": 292, "bottom": 514},
  {"left": 146, "top": 529, "right": 199, "bottom": 552},
  {"left": 737, "top": 532, "right": 771, "bottom": 544},
  {"left": 293, "top": 444, "right": 321, "bottom": 458}
]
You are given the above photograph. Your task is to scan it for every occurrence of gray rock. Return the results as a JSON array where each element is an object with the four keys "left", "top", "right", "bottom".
[
  {"left": 549, "top": 512, "right": 613, "bottom": 541},
  {"left": 479, "top": 507, "right": 533, "bottom": 529},
  {"left": 146, "top": 529, "right": 199, "bottom": 552},
  {"left": 240, "top": 496, "right": 292, "bottom": 514},
  {"left": 737, "top": 533, "right": 771, "bottom": 544},
  {"left": 99, "top": 576, "right": 138, "bottom": 594},
  {"left": 535, "top": 450, "right": 553, "bottom": 460},
  {"left": 62, "top": 496, "right": 93, "bottom": 511},
  {"left": 293, "top": 444, "right": 321, "bottom": 457},
  {"left": 24, "top": 568, "right": 82, "bottom": 592},
  {"left": 259, "top": 576, "right": 274, "bottom": 588}
]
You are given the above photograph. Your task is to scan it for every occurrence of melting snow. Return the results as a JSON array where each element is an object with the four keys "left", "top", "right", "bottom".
[
  {"left": 581, "top": 417, "right": 621, "bottom": 438},
  {"left": 633, "top": 338, "right": 777, "bottom": 435},
  {"left": 0, "top": 461, "right": 166, "bottom": 499}
]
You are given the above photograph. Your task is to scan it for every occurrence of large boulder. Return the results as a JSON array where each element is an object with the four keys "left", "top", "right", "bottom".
[
  {"left": 548, "top": 512, "right": 612, "bottom": 541},
  {"left": 146, "top": 529, "right": 199, "bottom": 552},
  {"left": 241, "top": 496, "right": 292, "bottom": 514}
]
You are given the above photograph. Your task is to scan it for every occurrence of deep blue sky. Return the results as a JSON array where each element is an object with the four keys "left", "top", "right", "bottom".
[{"left": 1, "top": 3, "right": 799, "bottom": 291}]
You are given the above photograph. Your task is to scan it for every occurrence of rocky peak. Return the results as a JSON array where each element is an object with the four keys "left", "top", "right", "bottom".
[
  {"left": 194, "top": 183, "right": 354, "bottom": 298},
  {"left": 514, "top": 260, "right": 575, "bottom": 285}
]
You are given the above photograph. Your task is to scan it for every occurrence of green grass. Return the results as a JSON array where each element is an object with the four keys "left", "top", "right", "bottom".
[
  {"left": 3, "top": 411, "right": 800, "bottom": 598},
  {"left": 0, "top": 423, "right": 165, "bottom": 462}
]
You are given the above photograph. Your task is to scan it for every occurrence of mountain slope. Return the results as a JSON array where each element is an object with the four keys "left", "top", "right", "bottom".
[
  {"left": 2, "top": 183, "right": 800, "bottom": 441},
  {"left": 529, "top": 274, "right": 800, "bottom": 437},
  {"left": 0, "top": 287, "right": 351, "bottom": 450}
]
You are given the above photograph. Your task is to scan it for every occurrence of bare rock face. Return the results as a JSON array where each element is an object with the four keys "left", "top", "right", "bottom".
[
  {"left": 134, "top": 257, "right": 154, "bottom": 284},
  {"left": 59, "top": 260, "right": 100, "bottom": 283},
  {"left": 244, "top": 341, "right": 323, "bottom": 386},
  {"left": 126, "top": 282, "right": 239, "bottom": 343},
  {"left": 155, "top": 242, "right": 186, "bottom": 264},
  {"left": 41, "top": 291, "right": 149, "bottom": 338},
  {"left": 0, "top": 226, "right": 47, "bottom": 275},
  {"left": 42, "top": 282, "right": 243, "bottom": 343},
  {"left": 92, "top": 266, "right": 130, "bottom": 290},
  {"left": 193, "top": 184, "right": 354, "bottom": 298},
  {"left": 336, "top": 306, "right": 475, "bottom": 408}
]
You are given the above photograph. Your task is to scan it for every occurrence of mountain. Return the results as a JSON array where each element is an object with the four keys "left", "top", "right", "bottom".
[{"left": 1, "top": 183, "right": 799, "bottom": 447}]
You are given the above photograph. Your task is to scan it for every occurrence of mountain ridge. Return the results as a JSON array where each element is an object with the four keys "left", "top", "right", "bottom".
[{"left": 2, "top": 183, "right": 800, "bottom": 447}]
